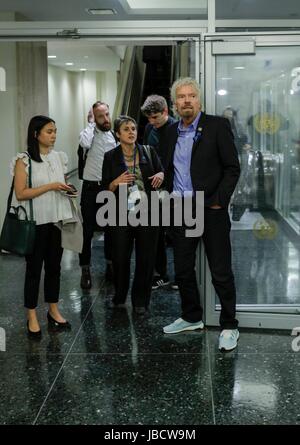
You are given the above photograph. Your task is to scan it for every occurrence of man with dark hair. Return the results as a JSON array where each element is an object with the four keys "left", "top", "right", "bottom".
[
  {"left": 79, "top": 101, "right": 117, "bottom": 289},
  {"left": 141, "top": 94, "right": 177, "bottom": 290}
]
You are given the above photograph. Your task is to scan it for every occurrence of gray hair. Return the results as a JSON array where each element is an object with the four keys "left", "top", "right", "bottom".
[
  {"left": 140, "top": 95, "right": 168, "bottom": 116},
  {"left": 170, "top": 77, "right": 201, "bottom": 114}
]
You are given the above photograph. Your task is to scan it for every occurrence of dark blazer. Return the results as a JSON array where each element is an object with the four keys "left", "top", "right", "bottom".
[
  {"left": 101, "top": 143, "right": 163, "bottom": 200},
  {"left": 143, "top": 116, "right": 177, "bottom": 169},
  {"left": 164, "top": 112, "right": 241, "bottom": 208}
]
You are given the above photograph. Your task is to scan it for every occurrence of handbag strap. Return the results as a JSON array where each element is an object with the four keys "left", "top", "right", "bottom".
[{"left": 7, "top": 152, "right": 34, "bottom": 221}]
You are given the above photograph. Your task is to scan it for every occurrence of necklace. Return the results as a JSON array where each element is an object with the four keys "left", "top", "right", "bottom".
[
  {"left": 122, "top": 148, "right": 135, "bottom": 161},
  {"left": 123, "top": 154, "right": 134, "bottom": 161}
]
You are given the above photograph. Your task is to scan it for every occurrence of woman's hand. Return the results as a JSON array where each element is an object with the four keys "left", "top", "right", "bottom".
[
  {"left": 49, "top": 182, "right": 73, "bottom": 192},
  {"left": 148, "top": 172, "right": 164, "bottom": 189},
  {"left": 109, "top": 171, "right": 136, "bottom": 192}
]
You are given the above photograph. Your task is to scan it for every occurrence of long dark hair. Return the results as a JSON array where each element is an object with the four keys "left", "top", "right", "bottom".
[{"left": 27, "top": 115, "right": 56, "bottom": 162}]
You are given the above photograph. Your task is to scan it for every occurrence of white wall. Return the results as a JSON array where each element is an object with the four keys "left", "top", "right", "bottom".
[
  {"left": 48, "top": 65, "right": 85, "bottom": 171},
  {"left": 81, "top": 71, "right": 98, "bottom": 118},
  {"left": 16, "top": 42, "right": 49, "bottom": 150},
  {"left": 0, "top": 43, "right": 18, "bottom": 227},
  {"left": 48, "top": 66, "right": 118, "bottom": 172},
  {"left": 102, "top": 71, "right": 118, "bottom": 115}
]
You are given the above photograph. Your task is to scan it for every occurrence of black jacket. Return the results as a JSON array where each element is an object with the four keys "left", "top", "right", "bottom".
[
  {"left": 143, "top": 116, "right": 177, "bottom": 169},
  {"left": 101, "top": 144, "right": 163, "bottom": 200},
  {"left": 164, "top": 112, "right": 241, "bottom": 208}
]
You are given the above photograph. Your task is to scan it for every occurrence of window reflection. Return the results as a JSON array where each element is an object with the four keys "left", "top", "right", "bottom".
[{"left": 215, "top": 47, "right": 300, "bottom": 309}]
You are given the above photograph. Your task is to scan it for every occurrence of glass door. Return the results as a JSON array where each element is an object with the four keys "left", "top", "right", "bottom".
[{"left": 203, "top": 34, "right": 300, "bottom": 329}]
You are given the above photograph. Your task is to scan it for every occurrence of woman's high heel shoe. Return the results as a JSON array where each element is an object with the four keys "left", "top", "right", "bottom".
[
  {"left": 27, "top": 321, "right": 42, "bottom": 339},
  {"left": 47, "top": 311, "right": 71, "bottom": 330}
]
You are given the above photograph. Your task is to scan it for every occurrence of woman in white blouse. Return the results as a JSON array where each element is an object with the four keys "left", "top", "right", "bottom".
[{"left": 13, "top": 115, "right": 73, "bottom": 338}]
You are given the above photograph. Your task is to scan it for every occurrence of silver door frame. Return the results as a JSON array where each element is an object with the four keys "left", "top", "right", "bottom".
[{"left": 203, "top": 32, "right": 300, "bottom": 329}]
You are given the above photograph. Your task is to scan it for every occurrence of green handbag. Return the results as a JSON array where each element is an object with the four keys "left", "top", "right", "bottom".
[{"left": 0, "top": 153, "right": 36, "bottom": 256}]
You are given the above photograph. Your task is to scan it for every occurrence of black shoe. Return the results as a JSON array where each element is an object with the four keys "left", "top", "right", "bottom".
[
  {"left": 105, "top": 263, "right": 114, "bottom": 282},
  {"left": 47, "top": 312, "right": 71, "bottom": 330},
  {"left": 108, "top": 301, "right": 126, "bottom": 309},
  {"left": 80, "top": 267, "right": 92, "bottom": 289},
  {"left": 27, "top": 321, "right": 42, "bottom": 339},
  {"left": 133, "top": 306, "right": 147, "bottom": 315}
]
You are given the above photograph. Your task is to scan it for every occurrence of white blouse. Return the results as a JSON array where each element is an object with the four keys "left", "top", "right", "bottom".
[{"left": 10, "top": 150, "right": 73, "bottom": 226}]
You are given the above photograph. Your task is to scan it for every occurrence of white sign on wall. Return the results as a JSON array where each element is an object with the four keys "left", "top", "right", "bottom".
[
  {"left": 0, "top": 66, "right": 6, "bottom": 91},
  {"left": 0, "top": 327, "right": 5, "bottom": 352},
  {"left": 291, "top": 67, "right": 300, "bottom": 93}
]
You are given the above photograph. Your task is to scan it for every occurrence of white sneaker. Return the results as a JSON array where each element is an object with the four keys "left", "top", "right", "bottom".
[
  {"left": 163, "top": 318, "right": 204, "bottom": 334},
  {"left": 218, "top": 329, "right": 239, "bottom": 351}
]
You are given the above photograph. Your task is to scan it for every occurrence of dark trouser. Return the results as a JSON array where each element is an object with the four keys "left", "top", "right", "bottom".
[
  {"left": 154, "top": 226, "right": 168, "bottom": 278},
  {"left": 24, "top": 224, "right": 63, "bottom": 309},
  {"left": 168, "top": 208, "right": 238, "bottom": 329},
  {"left": 79, "top": 180, "right": 112, "bottom": 266},
  {"left": 110, "top": 225, "right": 159, "bottom": 308}
]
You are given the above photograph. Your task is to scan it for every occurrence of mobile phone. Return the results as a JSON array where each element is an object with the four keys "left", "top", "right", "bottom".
[{"left": 65, "top": 184, "right": 78, "bottom": 197}]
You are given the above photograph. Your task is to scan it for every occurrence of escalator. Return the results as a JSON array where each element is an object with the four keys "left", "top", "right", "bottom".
[
  {"left": 117, "top": 45, "right": 175, "bottom": 142},
  {"left": 118, "top": 39, "right": 196, "bottom": 141}
]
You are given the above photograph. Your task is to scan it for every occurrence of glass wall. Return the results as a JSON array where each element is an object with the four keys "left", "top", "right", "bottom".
[{"left": 214, "top": 46, "right": 300, "bottom": 309}]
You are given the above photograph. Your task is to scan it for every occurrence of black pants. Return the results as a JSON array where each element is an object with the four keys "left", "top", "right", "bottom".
[
  {"left": 153, "top": 227, "right": 168, "bottom": 278},
  {"left": 168, "top": 208, "right": 238, "bottom": 329},
  {"left": 79, "top": 180, "right": 112, "bottom": 266},
  {"left": 24, "top": 224, "right": 63, "bottom": 309},
  {"left": 110, "top": 225, "right": 159, "bottom": 308}
]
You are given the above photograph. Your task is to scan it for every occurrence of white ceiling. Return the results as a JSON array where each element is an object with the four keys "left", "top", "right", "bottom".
[
  {"left": 0, "top": 0, "right": 299, "bottom": 21},
  {"left": 0, "top": 0, "right": 206, "bottom": 21},
  {"left": 47, "top": 41, "right": 125, "bottom": 71},
  {"left": 2, "top": 1, "right": 300, "bottom": 73}
]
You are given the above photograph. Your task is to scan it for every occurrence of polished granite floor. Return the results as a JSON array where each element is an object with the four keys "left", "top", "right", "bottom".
[{"left": 0, "top": 237, "right": 300, "bottom": 426}]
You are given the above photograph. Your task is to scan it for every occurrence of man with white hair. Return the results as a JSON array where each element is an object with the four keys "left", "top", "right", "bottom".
[{"left": 163, "top": 77, "right": 241, "bottom": 351}]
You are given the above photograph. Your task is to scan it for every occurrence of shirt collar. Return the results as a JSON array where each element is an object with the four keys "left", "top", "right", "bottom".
[{"left": 178, "top": 111, "right": 201, "bottom": 132}]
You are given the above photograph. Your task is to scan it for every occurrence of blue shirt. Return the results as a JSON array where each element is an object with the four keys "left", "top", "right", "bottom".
[{"left": 173, "top": 112, "right": 201, "bottom": 196}]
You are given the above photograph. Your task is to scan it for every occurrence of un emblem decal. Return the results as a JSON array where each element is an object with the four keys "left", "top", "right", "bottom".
[{"left": 253, "top": 219, "right": 278, "bottom": 240}]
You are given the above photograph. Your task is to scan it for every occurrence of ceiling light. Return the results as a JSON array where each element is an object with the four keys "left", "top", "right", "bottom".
[
  {"left": 234, "top": 66, "right": 245, "bottom": 70},
  {"left": 48, "top": 55, "right": 57, "bottom": 59},
  {"left": 221, "top": 77, "right": 232, "bottom": 80},
  {"left": 290, "top": 89, "right": 295, "bottom": 95},
  {"left": 65, "top": 62, "right": 74, "bottom": 66},
  {"left": 80, "top": 68, "right": 87, "bottom": 71},
  {"left": 217, "top": 89, "right": 227, "bottom": 96},
  {"left": 86, "top": 8, "right": 116, "bottom": 15}
]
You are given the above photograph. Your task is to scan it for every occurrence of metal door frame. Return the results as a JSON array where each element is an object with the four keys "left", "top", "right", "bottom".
[{"left": 203, "top": 32, "right": 300, "bottom": 329}]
